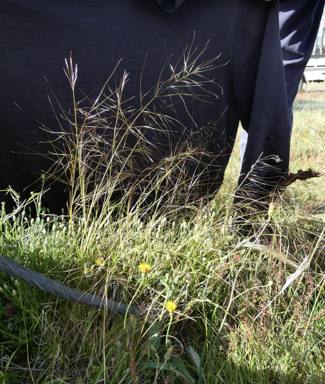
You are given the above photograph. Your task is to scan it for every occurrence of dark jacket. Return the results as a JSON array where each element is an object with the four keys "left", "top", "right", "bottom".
[{"left": 0, "top": 0, "right": 295, "bottom": 212}]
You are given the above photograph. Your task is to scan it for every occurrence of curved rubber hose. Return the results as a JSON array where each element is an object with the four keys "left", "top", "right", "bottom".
[{"left": 0, "top": 254, "right": 141, "bottom": 315}]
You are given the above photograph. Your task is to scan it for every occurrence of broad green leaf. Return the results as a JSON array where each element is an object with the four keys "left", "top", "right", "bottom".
[
  {"left": 171, "top": 355, "right": 195, "bottom": 384},
  {"left": 148, "top": 321, "right": 161, "bottom": 351}
]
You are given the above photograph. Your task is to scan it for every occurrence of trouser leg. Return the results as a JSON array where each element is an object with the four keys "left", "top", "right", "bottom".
[
  {"left": 240, "top": 0, "right": 324, "bottom": 182},
  {"left": 236, "top": 0, "right": 290, "bottom": 199}
]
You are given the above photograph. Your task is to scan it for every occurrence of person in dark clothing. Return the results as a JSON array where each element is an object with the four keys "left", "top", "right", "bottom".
[
  {"left": 241, "top": 0, "right": 325, "bottom": 167},
  {"left": 0, "top": 0, "right": 311, "bottom": 213}
]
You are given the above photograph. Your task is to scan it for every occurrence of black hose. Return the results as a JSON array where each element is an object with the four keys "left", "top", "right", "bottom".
[{"left": 0, "top": 254, "right": 141, "bottom": 316}]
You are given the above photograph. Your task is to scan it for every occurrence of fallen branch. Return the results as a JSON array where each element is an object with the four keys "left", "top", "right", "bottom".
[{"left": 273, "top": 168, "right": 322, "bottom": 193}]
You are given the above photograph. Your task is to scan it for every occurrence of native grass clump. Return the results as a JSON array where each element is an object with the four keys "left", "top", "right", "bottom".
[
  {"left": 0, "top": 57, "right": 325, "bottom": 383},
  {"left": 39, "top": 43, "right": 227, "bottom": 225}
]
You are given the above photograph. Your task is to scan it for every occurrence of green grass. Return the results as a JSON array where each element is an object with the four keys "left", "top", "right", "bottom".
[
  {"left": 289, "top": 83, "right": 325, "bottom": 213},
  {"left": 0, "top": 64, "right": 325, "bottom": 384}
]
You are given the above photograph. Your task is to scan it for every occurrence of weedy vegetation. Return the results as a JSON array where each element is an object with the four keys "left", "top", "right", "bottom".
[{"left": 0, "top": 55, "right": 324, "bottom": 384}]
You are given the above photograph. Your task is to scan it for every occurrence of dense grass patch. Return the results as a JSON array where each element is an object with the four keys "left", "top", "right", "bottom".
[{"left": 0, "top": 73, "right": 324, "bottom": 383}]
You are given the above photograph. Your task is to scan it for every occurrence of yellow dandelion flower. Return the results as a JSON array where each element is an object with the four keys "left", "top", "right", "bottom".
[
  {"left": 139, "top": 263, "right": 151, "bottom": 274},
  {"left": 166, "top": 301, "right": 177, "bottom": 313}
]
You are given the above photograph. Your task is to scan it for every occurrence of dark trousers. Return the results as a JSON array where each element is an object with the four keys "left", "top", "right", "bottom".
[{"left": 241, "top": 0, "right": 325, "bottom": 169}]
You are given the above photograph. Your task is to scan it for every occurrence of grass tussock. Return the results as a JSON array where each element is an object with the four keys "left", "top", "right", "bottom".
[{"left": 0, "top": 57, "right": 325, "bottom": 384}]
